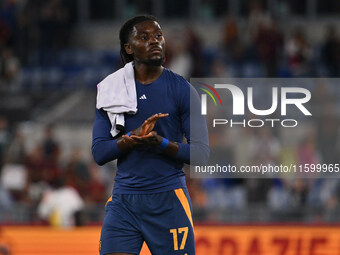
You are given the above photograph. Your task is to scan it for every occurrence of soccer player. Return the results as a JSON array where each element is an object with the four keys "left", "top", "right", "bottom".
[{"left": 92, "top": 15, "right": 209, "bottom": 255}]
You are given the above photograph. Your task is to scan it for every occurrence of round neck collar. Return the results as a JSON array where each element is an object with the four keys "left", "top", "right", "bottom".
[{"left": 135, "top": 68, "right": 166, "bottom": 86}]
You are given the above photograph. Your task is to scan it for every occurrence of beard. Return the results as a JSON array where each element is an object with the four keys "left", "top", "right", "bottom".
[{"left": 145, "top": 55, "right": 164, "bottom": 66}]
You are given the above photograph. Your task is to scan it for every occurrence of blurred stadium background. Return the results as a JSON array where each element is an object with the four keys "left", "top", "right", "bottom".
[{"left": 0, "top": 0, "right": 340, "bottom": 254}]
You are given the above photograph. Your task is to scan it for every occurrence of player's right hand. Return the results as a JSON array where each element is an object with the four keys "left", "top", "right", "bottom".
[{"left": 122, "top": 131, "right": 162, "bottom": 147}]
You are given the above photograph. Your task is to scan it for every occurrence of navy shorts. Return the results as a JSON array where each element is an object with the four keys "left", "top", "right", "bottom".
[{"left": 99, "top": 188, "right": 195, "bottom": 255}]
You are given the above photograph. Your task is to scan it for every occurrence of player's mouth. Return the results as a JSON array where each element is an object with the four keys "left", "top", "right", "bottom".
[{"left": 149, "top": 47, "right": 162, "bottom": 53}]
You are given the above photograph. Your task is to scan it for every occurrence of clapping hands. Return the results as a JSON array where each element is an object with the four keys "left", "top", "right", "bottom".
[{"left": 122, "top": 113, "right": 168, "bottom": 147}]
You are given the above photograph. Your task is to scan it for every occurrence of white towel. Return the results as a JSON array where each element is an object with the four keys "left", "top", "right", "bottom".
[{"left": 96, "top": 62, "right": 137, "bottom": 137}]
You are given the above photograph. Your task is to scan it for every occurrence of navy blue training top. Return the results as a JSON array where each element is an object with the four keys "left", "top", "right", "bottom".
[{"left": 92, "top": 68, "right": 209, "bottom": 194}]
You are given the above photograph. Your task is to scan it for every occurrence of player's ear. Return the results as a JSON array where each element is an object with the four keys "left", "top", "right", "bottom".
[{"left": 124, "top": 43, "right": 133, "bottom": 55}]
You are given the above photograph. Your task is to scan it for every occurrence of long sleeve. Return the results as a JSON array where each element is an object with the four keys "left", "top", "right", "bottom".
[
  {"left": 175, "top": 83, "right": 210, "bottom": 165},
  {"left": 92, "top": 109, "right": 123, "bottom": 166}
]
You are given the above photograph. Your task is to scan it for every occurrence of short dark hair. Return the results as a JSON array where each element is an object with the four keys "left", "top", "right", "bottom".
[{"left": 119, "top": 15, "right": 159, "bottom": 64}]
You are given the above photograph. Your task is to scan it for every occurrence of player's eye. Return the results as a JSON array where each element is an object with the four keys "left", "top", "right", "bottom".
[
  {"left": 155, "top": 33, "right": 162, "bottom": 39},
  {"left": 140, "top": 35, "right": 147, "bottom": 40}
]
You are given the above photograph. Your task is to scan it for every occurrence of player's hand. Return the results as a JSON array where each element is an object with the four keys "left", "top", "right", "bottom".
[
  {"left": 131, "top": 113, "right": 169, "bottom": 136},
  {"left": 116, "top": 133, "right": 140, "bottom": 151},
  {"left": 122, "top": 131, "right": 162, "bottom": 147}
]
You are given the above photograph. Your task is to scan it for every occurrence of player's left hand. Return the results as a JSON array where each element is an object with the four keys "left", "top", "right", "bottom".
[
  {"left": 122, "top": 131, "right": 162, "bottom": 147},
  {"left": 131, "top": 113, "right": 169, "bottom": 137}
]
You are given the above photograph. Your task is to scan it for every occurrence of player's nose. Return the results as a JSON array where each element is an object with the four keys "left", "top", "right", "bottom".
[{"left": 149, "top": 35, "right": 159, "bottom": 44}]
